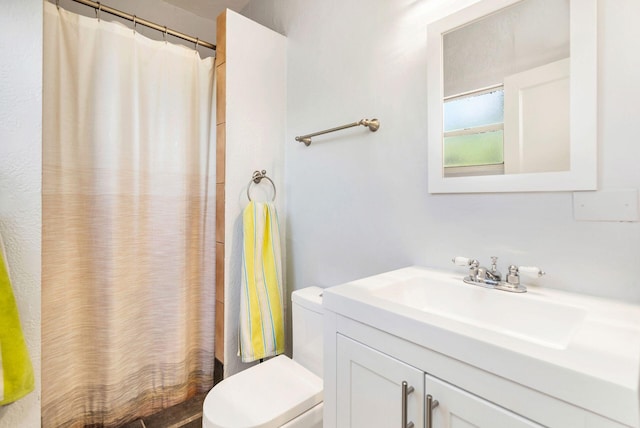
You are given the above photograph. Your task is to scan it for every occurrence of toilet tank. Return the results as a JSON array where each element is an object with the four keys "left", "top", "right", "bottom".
[{"left": 291, "top": 287, "right": 324, "bottom": 378}]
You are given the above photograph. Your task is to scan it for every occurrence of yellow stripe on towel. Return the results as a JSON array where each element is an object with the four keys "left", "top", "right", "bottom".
[
  {"left": 0, "top": 343, "right": 4, "bottom": 403},
  {"left": 239, "top": 201, "right": 284, "bottom": 362},
  {"left": 0, "top": 235, "right": 34, "bottom": 406}
]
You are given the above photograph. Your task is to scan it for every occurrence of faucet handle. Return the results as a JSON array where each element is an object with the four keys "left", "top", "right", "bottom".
[
  {"left": 505, "top": 265, "right": 545, "bottom": 289},
  {"left": 453, "top": 256, "right": 473, "bottom": 266},
  {"left": 454, "top": 256, "right": 480, "bottom": 282},
  {"left": 518, "top": 266, "right": 546, "bottom": 278}
]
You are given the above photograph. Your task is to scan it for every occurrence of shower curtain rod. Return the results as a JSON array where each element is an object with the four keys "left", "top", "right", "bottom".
[{"left": 60, "top": 0, "right": 216, "bottom": 50}]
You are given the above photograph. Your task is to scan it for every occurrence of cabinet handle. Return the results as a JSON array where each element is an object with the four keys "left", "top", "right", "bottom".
[
  {"left": 401, "top": 381, "right": 415, "bottom": 428},
  {"left": 425, "top": 394, "right": 440, "bottom": 428}
]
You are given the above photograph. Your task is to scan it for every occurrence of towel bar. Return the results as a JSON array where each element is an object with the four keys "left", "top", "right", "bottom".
[
  {"left": 295, "top": 118, "right": 380, "bottom": 146},
  {"left": 247, "top": 170, "right": 276, "bottom": 202}
]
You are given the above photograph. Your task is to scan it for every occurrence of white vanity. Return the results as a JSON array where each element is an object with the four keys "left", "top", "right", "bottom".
[{"left": 322, "top": 267, "right": 640, "bottom": 427}]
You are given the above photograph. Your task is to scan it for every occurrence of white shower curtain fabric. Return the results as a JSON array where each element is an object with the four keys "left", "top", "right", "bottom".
[{"left": 42, "top": 3, "right": 216, "bottom": 426}]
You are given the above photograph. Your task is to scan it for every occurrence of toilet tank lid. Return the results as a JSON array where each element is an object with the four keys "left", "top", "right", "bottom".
[
  {"left": 202, "top": 355, "right": 322, "bottom": 428},
  {"left": 291, "top": 286, "right": 324, "bottom": 312}
]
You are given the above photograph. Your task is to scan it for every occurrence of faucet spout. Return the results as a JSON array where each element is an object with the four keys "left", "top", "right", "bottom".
[
  {"left": 476, "top": 266, "right": 500, "bottom": 285},
  {"left": 467, "top": 256, "right": 501, "bottom": 285}
]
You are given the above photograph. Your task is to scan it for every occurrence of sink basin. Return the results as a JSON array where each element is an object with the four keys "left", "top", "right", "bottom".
[{"left": 372, "top": 276, "right": 587, "bottom": 349}]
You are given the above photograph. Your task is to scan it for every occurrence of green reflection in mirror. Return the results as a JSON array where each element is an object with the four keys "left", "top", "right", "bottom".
[{"left": 443, "top": 130, "right": 504, "bottom": 167}]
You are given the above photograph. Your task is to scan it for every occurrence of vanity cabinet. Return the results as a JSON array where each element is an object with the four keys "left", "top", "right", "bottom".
[
  {"left": 324, "top": 311, "right": 629, "bottom": 428},
  {"left": 336, "top": 334, "right": 424, "bottom": 427},
  {"left": 335, "top": 331, "right": 542, "bottom": 428},
  {"left": 323, "top": 266, "right": 638, "bottom": 427},
  {"left": 425, "top": 374, "right": 542, "bottom": 427}
]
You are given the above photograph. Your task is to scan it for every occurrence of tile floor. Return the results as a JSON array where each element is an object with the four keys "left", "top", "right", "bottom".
[
  {"left": 121, "top": 393, "right": 206, "bottom": 428},
  {"left": 121, "top": 359, "right": 223, "bottom": 428}
]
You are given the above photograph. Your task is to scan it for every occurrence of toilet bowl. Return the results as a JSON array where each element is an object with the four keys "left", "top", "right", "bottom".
[{"left": 203, "top": 287, "right": 324, "bottom": 428}]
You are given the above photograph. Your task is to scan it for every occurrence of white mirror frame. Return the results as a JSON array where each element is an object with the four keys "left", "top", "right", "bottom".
[{"left": 427, "top": 0, "right": 597, "bottom": 193}]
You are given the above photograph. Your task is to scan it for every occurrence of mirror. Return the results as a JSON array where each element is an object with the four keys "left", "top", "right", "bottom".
[{"left": 427, "top": 0, "right": 597, "bottom": 193}]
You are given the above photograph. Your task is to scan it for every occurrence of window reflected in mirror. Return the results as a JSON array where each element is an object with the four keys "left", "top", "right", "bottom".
[{"left": 443, "top": 88, "right": 504, "bottom": 177}]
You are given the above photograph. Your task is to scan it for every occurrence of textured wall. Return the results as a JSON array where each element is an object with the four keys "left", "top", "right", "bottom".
[
  {"left": 241, "top": 0, "right": 640, "bottom": 303},
  {"left": 0, "top": 0, "right": 43, "bottom": 426}
]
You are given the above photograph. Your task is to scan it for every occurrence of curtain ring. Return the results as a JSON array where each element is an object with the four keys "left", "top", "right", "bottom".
[
  {"left": 96, "top": 2, "right": 101, "bottom": 21},
  {"left": 163, "top": 26, "right": 168, "bottom": 43},
  {"left": 132, "top": 15, "right": 137, "bottom": 34},
  {"left": 194, "top": 37, "right": 199, "bottom": 50}
]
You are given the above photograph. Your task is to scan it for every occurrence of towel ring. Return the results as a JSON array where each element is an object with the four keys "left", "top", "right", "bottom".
[{"left": 247, "top": 170, "right": 276, "bottom": 202}]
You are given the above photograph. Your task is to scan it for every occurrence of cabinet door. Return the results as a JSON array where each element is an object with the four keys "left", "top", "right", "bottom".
[
  {"left": 337, "top": 334, "right": 424, "bottom": 428},
  {"left": 425, "top": 374, "right": 543, "bottom": 427}
]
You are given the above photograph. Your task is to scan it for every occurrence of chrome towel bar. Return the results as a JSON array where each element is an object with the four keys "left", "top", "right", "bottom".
[{"left": 295, "top": 118, "right": 380, "bottom": 146}]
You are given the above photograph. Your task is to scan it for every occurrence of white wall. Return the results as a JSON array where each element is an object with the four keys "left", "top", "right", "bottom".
[
  {"left": 0, "top": 1, "right": 42, "bottom": 426},
  {"left": 241, "top": 0, "right": 640, "bottom": 304},
  {"left": 223, "top": 10, "right": 286, "bottom": 376}
]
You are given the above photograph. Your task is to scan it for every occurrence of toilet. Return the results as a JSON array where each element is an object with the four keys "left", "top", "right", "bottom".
[{"left": 203, "top": 287, "right": 324, "bottom": 428}]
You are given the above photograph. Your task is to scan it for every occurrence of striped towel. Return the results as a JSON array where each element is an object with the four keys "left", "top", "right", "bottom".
[
  {"left": 239, "top": 201, "right": 285, "bottom": 362},
  {"left": 0, "top": 233, "right": 34, "bottom": 405},
  {"left": 0, "top": 344, "right": 3, "bottom": 403}
]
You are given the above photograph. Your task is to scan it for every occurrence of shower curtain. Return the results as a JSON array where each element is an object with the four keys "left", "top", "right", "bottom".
[{"left": 42, "top": 3, "right": 216, "bottom": 426}]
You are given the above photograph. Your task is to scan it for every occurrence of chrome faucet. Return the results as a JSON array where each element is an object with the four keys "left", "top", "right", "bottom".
[
  {"left": 452, "top": 256, "right": 545, "bottom": 293},
  {"left": 455, "top": 256, "right": 501, "bottom": 285}
]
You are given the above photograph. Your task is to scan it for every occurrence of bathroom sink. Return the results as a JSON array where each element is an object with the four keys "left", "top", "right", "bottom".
[
  {"left": 323, "top": 266, "right": 640, "bottom": 428},
  {"left": 371, "top": 276, "right": 586, "bottom": 349}
]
